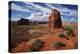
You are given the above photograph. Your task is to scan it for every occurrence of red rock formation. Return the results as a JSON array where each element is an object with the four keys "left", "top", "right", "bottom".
[{"left": 48, "top": 9, "right": 62, "bottom": 32}]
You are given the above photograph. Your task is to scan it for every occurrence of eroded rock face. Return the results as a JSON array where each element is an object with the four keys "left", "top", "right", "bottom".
[{"left": 48, "top": 9, "right": 62, "bottom": 32}]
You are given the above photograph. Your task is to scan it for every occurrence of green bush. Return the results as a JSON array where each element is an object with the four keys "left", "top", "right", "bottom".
[
  {"left": 54, "top": 42, "right": 66, "bottom": 49},
  {"left": 31, "top": 39, "right": 45, "bottom": 51},
  {"left": 31, "top": 32, "right": 42, "bottom": 36},
  {"left": 65, "top": 26, "right": 73, "bottom": 36},
  {"left": 65, "top": 26, "right": 72, "bottom": 31},
  {"left": 58, "top": 34, "right": 69, "bottom": 40},
  {"left": 29, "top": 32, "right": 42, "bottom": 39},
  {"left": 66, "top": 30, "right": 72, "bottom": 36},
  {"left": 59, "top": 34, "right": 65, "bottom": 38}
]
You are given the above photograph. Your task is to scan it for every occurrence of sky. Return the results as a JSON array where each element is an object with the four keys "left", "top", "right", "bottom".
[{"left": 9, "top": 1, "right": 78, "bottom": 22}]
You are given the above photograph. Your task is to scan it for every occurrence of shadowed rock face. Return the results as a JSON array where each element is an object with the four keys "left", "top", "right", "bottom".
[{"left": 48, "top": 9, "right": 62, "bottom": 30}]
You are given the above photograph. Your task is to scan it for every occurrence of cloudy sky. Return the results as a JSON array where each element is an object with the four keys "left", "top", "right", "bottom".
[{"left": 9, "top": 1, "right": 78, "bottom": 22}]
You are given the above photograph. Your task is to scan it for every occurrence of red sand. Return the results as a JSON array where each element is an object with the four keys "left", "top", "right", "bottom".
[{"left": 12, "top": 28, "right": 77, "bottom": 52}]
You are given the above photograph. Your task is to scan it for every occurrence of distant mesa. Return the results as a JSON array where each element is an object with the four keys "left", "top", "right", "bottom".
[
  {"left": 18, "top": 18, "right": 30, "bottom": 25},
  {"left": 17, "top": 18, "right": 47, "bottom": 25}
]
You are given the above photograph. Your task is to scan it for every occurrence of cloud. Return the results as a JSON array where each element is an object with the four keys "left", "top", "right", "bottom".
[
  {"left": 23, "top": 2, "right": 51, "bottom": 13},
  {"left": 11, "top": 2, "right": 39, "bottom": 13},
  {"left": 27, "top": 12, "right": 49, "bottom": 22}
]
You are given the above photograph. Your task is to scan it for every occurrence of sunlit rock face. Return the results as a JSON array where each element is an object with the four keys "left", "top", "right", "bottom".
[{"left": 48, "top": 9, "right": 62, "bottom": 29}]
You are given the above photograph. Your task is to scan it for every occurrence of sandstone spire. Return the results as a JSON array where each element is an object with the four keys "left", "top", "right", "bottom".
[{"left": 48, "top": 9, "right": 62, "bottom": 32}]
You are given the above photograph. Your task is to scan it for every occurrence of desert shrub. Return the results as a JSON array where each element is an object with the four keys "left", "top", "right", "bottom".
[
  {"left": 65, "top": 26, "right": 72, "bottom": 31},
  {"left": 59, "top": 34, "right": 65, "bottom": 38},
  {"left": 66, "top": 30, "right": 72, "bottom": 36},
  {"left": 53, "top": 42, "right": 66, "bottom": 49},
  {"left": 37, "top": 26, "right": 45, "bottom": 29},
  {"left": 58, "top": 34, "right": 69, "bottom": 40},
  {"left": 29, "top": 32, "right": 42, "bottom": 39},
  {"left": 31, "top": 39, "right": 45, "bottom": 51},
  {"left": 65, "top": 26, "right": 73, "bottom": 36}
]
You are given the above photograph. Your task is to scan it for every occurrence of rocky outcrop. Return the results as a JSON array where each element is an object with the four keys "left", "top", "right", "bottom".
[
  {"left": 48, "top": 9, "right": 62, "bottom": 28},
  {"left": 18, "top": 18, "right": 30, "bottom": 25}
]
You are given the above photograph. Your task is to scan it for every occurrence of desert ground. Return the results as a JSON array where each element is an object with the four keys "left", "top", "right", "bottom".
[{"left": 10, "top": 22, "right": 78, "bottom": 53}]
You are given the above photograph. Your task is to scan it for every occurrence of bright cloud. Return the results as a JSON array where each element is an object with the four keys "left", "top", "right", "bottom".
[
  {"left": 11, "top": 2, "right": 39, "bottom": 13},
  {"left": 27, "top": 12, "right": 49, "bottom": 21},
  {"left": 23, "top": 2, "right": 51, "bottom": 13}
]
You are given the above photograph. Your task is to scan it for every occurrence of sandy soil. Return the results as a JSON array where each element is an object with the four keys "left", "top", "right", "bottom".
[{"left": 11, "top": 22, "right": 78, "bottom": 53}]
